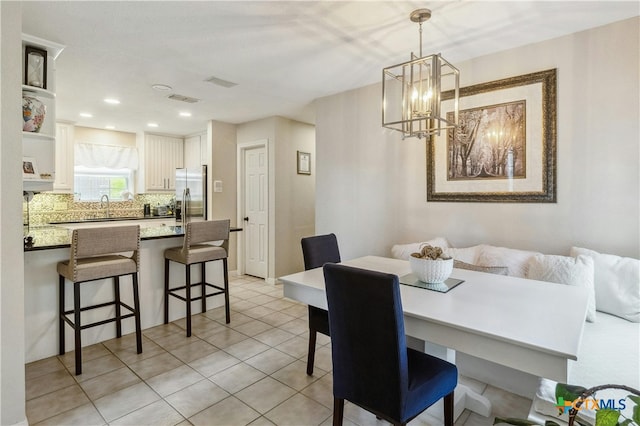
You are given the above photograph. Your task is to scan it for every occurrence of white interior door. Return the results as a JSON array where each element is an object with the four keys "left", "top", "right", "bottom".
[{"left": 243, "top": 146, "right": 267, "bottom": 278}]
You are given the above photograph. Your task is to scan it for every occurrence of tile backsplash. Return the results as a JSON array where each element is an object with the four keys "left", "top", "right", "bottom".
[{"left": 24, "top": 193, "right": 174, "bottom": 226}]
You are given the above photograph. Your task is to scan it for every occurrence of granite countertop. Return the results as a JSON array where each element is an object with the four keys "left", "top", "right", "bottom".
[
  {"left": 24, "top": 223, "right": 241, "bottom": 252},
  {"left": 47, "top": 215, "right": 176, "bottom": 225}
]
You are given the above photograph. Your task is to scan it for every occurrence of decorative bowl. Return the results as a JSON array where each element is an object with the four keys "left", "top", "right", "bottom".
[{"left": 409, "top": 256, "right": 454, "bottom": 284}]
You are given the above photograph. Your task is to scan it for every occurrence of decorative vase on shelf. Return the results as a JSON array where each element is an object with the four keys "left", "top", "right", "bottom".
[{"left": 22, "top": 95, "right": 46, "bottom": 133}]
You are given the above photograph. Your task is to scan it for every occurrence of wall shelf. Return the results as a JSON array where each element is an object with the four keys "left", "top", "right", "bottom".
[
  {"left": 23, "top": 131, "right": 55, "bottom": 141},
  {"left": 22, "top": 85, "right": 55, "bottom": 99},
  {"left": 24, "top": 179, "right": 56, "bottom": 193},
  {"left": 22, "top": 33, "right": 64, "bottom": 193}
]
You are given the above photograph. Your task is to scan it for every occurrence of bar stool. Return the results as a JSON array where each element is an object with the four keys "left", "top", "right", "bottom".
[
  {"left": 164, "top": 219, "right": 230, "bottom": 337},
  {"left": 58, "top": 225, "right": 142, "bottom": 375}
]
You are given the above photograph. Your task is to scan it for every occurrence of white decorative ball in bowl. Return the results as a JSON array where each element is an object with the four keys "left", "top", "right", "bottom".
[{"left": 409, "top": 256, "right": 454, "bottom": 284}]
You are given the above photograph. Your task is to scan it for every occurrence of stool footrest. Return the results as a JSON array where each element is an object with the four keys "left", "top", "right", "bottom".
[
  {"left": 61, "top": 301, "right": 136, "bottom": 330},
  {"left": 64, "top": 300, "right": 116, "bottom": 314},
  {"left": 80, "top": 312, "right": 136, "bottom": 330},
  {"left": 167, "top": 282, "right": 226, "bottom": 303}
]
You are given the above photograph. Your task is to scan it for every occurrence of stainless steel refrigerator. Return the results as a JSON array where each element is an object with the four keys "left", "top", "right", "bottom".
[{"left": 175, "top": 165, "right": 207, "bottom": 224}]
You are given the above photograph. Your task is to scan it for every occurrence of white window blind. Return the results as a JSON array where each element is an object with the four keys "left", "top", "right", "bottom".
[
  {"left": 73, "top": 143, "right": 138, "bottom": 201},
  {"left": 74, "top": 143, "right": 139, "bottom": 170}
]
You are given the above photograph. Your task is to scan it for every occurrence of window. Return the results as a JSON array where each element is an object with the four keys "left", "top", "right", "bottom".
[{"left": 74, "top": 166, "right": 133, "bottom": 201}]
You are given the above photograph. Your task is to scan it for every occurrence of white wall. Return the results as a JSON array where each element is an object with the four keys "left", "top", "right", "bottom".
[
  {"left": 238, "top": 117, "right": 316, "bottom": 280},
  {"left": 273, "top": 117, "right": 315, "bottom": 277},
  {"left": 74, "top": 126, "right": 136, "bottom": 147},
  {"left": 0, "top": 2, "right": 28, "bottom": 423},
  {"left": 210, "top": 120, "right": 239, "bottom": 270},
  {"left": 315, "top": 17, "right": 640, "bottom": 260},
  {"left": 238, "top": 117, "right": 278, "bottom": 280}
]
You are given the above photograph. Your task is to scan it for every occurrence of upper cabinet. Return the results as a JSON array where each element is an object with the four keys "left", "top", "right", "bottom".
[
  {"left": 22, "top": 34, "right": 64, "bottom": 193},
  {"left": 143, "top": 134, "right": 184, "bottom": 192},
  {"left": 184, "top": 132, "right": 207, "bottom": 169},
  {"left": 53, "top": 122, "right": 74, "bottom": 192}
]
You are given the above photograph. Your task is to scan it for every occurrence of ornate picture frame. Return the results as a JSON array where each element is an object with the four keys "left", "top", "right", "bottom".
[{"left": 427, "top": 69, "right": 557, "bottom": 203}]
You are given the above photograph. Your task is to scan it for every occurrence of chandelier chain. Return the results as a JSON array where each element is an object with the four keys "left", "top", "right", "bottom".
[{"left": 418, "top": 22, "right": 423, "bottom": 57}]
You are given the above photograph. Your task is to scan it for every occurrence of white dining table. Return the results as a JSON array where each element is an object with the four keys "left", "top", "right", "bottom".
[{"left": 278, "top": 256, "right": 589, "bottom": 418}]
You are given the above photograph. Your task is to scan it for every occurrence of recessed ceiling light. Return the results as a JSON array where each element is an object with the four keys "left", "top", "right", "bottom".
[
  {"left": 179, "top": 112, "right": 192, "bottom": 117},
  {"left": 105, "top": 125, "right": 115, "bottom": 130},
  {"left": 104, "top": 98, "right": 120, "bottom": 105},
  {"left": 79, "top": 112, "right": 93, "bottom": 118},
  {"left": 152, "top": 84, "right": 172, "bottom": 92},
  {"left": 147, "top": 122, "right": 158, "bottom": 128}
]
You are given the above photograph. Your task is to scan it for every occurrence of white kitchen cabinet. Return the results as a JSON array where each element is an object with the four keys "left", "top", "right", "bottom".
[
  {"left": 184, "top": 132, "right": 207, "bottom": 169},
  {"left": 22, "top": 34, "right": 65, "bottom": 193},
  {"left": 143, "top": 134, "right": 184, "bottom": 192},
  {"left": 53, "top": 122, "right": 74, "bottom": 192},
  {"left": 184, "top": 135, "right": 200, "bottom": 169}
]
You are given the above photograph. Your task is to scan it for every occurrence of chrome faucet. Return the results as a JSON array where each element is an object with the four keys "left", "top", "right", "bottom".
[{"left": 100, "top": 194, "right": 110, "bottom": 218}]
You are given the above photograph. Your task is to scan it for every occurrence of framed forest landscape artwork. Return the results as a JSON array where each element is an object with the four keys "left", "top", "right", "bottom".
[{"left": 427, "top": 69, "right": 557, "bottom": 203}]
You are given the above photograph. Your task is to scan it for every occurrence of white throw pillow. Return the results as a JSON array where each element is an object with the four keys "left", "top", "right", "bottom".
[
  {"left": 476, "top": 245, "right": 540, "bottom": 278},
  {"left": 442, "top": 245, "right": 483, "bottom": 264},
  {"left": 570, "top": 247, "right": 640, "bottom": 323},
  {"left": 527, "top": 254, "right": 596, "bottom": 322},
  {"left": 390, "top": 237, "right": 451, "bottom": 260}
]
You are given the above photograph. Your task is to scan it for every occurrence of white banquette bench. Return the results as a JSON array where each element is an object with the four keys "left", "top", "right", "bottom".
[{"left": 391, "top": 238, "right": 640, "bottom": 424}]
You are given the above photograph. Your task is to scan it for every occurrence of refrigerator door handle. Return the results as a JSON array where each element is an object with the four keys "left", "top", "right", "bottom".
[{"left": 182, "top": 188, "right": 191, "bottom": 227}]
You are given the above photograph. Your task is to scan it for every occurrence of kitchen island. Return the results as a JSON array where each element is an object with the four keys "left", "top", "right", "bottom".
[{"left": 24, "top": 218, "right": 241, "bottom": 362}]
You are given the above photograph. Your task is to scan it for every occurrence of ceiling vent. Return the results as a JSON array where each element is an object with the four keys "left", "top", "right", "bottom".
[
  {"left": 167, "top": 94, "right": 200, "bottom": 103},
  {"left": 205, "top": 76, "right": 238, "bottom": 88}
]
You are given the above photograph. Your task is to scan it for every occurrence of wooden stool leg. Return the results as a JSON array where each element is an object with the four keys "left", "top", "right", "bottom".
[
  {"left": 73, "top": 281, "right": 82, "bottom": 375},
  {"left": 114, "top": 276, "right": 122, "bottom": 338},
  {"left": 185, "top": 263, "right": 192, "bottom": 337},
  {"left": 201, "top": 262, "right": 206, "bottom": 313},
  {"left": 164, "top": 258, "right": 170, "bottom": 324},
  {"left": 132, "top": 273, "right": 143, "bottom": 354},
  {"left": 59, "top": 275, "right": 66, "bottom": 355},
  {"left": 223, "top": 258, "right": 230, "bottom": 324}
]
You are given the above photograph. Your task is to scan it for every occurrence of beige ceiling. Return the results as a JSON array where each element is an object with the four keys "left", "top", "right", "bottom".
[{"left": 21, "top": 1, "right": 639, "bottom": 136}]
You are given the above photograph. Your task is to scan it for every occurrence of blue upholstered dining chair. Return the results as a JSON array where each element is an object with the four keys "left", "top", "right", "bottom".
[
  {"left": 323, "top": 263, "right": 458, "bottom": 426},
  {"left": 300, "top": 233, "right": 341, "bottom": 375}
]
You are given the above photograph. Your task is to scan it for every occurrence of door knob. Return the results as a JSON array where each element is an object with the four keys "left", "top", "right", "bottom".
[{"left": 244, "top": 216, "right": 249, "bottom": 221}]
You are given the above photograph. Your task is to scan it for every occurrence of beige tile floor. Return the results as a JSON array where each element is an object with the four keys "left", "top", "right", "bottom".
[{"left": 25, "top": 275, "right": 532, "bottom": 426}]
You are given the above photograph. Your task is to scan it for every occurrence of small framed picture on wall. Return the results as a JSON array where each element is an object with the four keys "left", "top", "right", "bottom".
[{"left": 297, "top": 151, "right": 311, "bottom": 175}]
